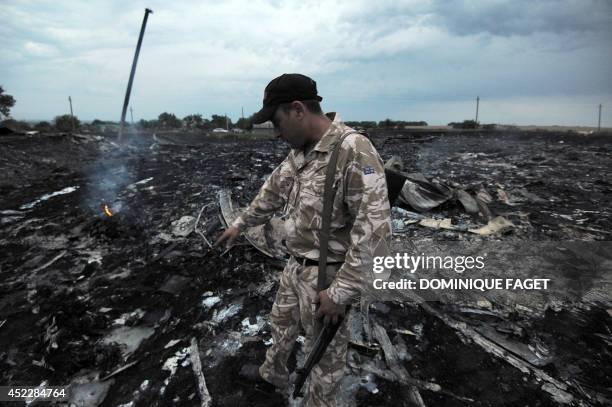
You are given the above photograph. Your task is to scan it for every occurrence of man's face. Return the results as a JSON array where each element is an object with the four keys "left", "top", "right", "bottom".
[{"left": 271, "top": 106, "right": 307, "bottom": 150}]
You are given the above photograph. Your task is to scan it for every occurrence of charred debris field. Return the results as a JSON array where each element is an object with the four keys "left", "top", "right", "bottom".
[{"left": 0, "top": 129, "right": 611, "bottom": 406}]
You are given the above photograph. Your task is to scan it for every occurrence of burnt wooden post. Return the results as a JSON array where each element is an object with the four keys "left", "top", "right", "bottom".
[
  {"left": 68, "top": 96, "right": 75, "bottom": 133},
  {"left": 119, "top": 8, "right": 153, "bottom": 142}
]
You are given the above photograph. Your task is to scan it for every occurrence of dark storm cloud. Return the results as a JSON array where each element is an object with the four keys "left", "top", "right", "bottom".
[
  {"left": 430, "top": 0, "right": 612, "bottom": 37},
  {"left": 1, "top": 0, "right": 610, "bottom": 126}
]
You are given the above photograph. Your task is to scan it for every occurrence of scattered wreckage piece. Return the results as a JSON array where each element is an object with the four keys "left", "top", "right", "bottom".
[
  {"left": 384, "top": 157, "right": 489, "bottom": 217},
  {"left": 102, "top": 326, "right": 155, "bottom": 360},
  {"left": 190, "top": 337, "right": 213, "bottom": 407},
  {"left": 100, "top": 360, "right": 139, "bottom": 381},
  {"left": 146, "top": 208, "right": 222, "bottom": 265},
  {"left": 345, "top": 298, "right": 382, "bottom": 355},
  {"left": 474, "top": 325, "right": 551, "bottom": 367},
  {"left": 194, "top": 203, "right": 220, "bottom": 248},
  {"left": 414, "top": 301, "right": 578, "bottom": 405},
  {"left": 468, "top": 216, "right": 514, "bottom": 235},
  {"left": 399, "top": 175, "right": 454, "bottom": 212},
  {"left": 418, "top": 218, "right": 455, "bottom": 230},
  {"left": 370, "top": 321, "right": 475, "bottom": 404},
  {"left": 170, "top": 215, "right": 196, "bottom": 237},
  {"left": 2, "top": 129, "right": 609, "bottom": 405},
  {"left": 384, "top": 167, "right": 454, "bottom": 211},
  {"left": 218, "top": 189, "right": 287, "bottom": 260},
  {"left": 372, "top": 321, "right": 426, "bottom": 407},
  {"left": 415, "top": 215, "right": 515, "bottom": 235},
  {"left": 67, "top": 371, "right": 114, "bottom": 407},
  {"left": 31, "top": 250, "right": 67, "bottom": 274},
  {"left": 455, "top": 189, "right": 479, "bottom": 214},
  {"left": 19, "top": 185, "right": 80, "bottom": 210},
  {"left": 391, "top": 208, "right": 425, "bottom": 233}
]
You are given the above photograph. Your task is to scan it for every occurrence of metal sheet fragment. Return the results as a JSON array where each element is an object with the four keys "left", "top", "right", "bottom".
[{"left": 218, "top": 189, "right": 287, "bottom": 259}]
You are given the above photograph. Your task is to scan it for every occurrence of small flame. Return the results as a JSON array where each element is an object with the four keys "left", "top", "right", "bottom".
[{"left": 103, "top": 204, "right": 113, "bottom": 217}]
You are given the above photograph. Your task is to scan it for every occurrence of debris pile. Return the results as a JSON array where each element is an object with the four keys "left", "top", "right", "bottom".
[{"left": 0, "top": 129, "right": 610, "bottom": 406}]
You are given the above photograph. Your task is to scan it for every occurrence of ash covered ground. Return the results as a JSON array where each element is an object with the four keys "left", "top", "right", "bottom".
[{"left": 0, "top": 129, "right": 611, "bottom": 406}]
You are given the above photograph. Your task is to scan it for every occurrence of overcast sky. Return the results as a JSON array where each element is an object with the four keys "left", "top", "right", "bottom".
[{"left": 1, "top": 0, "right": 611, "bottom": 126}]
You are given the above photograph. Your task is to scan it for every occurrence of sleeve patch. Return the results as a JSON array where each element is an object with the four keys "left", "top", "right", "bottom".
[{"left": 362, "top": 166, "right": 375, "bottom": 175}]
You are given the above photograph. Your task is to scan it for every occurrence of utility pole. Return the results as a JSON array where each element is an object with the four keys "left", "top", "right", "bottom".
[
  {"left": 241, "top": 106, "right": 244, "bottom": 120},
  {"left": 119, "top": 8, "right": 153, "bottom": 142},
  {"left": 225, "top": 113, "right": 228, "bottom": 130},
  {"left": 475, "top": 96, "right": 480, "bottom": 124},
  {"left": 68, "top": 96, "right": 75, "bottom": 133},
  {"left": 130, "top": 106, "right": 134, "bottom": 124},
  {"left": 598, "top": 104, "right": 602, "bottom": 132}
]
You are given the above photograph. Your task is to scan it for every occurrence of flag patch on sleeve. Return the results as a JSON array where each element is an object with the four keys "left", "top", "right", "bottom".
[{"left": 362, "top": 166, "right": 375, "bottom": 175}]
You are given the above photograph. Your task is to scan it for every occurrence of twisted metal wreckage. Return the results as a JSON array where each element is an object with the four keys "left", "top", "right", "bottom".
[
  {"left": 0, "top": 130, "right": 610, "bottom": 406},
  {"left": 213, "top": 156, "right": 603, "bottom": 406}
]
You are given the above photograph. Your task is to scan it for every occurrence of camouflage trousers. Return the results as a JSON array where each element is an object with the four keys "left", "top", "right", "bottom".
[{"left": 259, "top": 257, "right": 348, "bottom": 407}]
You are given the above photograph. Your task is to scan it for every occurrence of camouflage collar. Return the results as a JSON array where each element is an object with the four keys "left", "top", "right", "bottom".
[{"left": 313, "top": 114, "right": 343, "bottom": 153}]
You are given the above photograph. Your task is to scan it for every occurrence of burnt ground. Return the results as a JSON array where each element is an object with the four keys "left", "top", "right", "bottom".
[{"left": 0, "top": 129, "right": 611, "bottom": 406}]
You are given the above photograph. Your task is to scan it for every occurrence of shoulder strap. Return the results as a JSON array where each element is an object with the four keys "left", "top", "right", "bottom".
[{"left": 317, "top": 130, "right": 356, "bottom": 292}]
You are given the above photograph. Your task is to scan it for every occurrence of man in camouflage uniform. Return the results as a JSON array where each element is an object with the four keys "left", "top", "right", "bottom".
[{"left": 216, "top": 73, "right": 391, "bottom": 406}]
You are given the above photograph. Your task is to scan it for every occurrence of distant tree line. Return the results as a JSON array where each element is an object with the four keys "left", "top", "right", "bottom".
[
  {"left": 0, "top": 87, "right": 501, "bottom": 135},
  {"left": 0, "top": 86, "right": 15, "bottom": 119},
  {"left": 2, "top": 116, "right": 497, "bottom": 134},
  {"left": 448, "top": 120, "right": 479, "bottom": 129},
  {"left": 447, "top": 120, "right": 496, "bottom": 130},
  {"left": 138, "top": 112, "right": 252, "bottom": 130},
  {"left": 1, "top": 114, "right": 80, "bottom": 133},
  {"left": 1, "top": 111, "right": 254, "bottom": 134},
  {"left": 345, "top": 120, "right": 428, "bottom": 129}
]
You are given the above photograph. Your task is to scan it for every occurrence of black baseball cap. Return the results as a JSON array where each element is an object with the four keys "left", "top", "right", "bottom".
[{"left": 251, "top": 73, "right": 323, "bottom": 124}]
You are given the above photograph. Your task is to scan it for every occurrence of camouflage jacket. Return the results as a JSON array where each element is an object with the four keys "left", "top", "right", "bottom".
[{"left": 232, "top": 113, "right": 392, "bottom": 305}]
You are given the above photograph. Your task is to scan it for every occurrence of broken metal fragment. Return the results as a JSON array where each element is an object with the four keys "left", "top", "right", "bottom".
[
  {"left": 102, "top": 326, "right": 155, "bottom": 360},
  {"left": 171, "top": 216, "right": 196, "bottom": 237},
  {"left": 194, "top": 203, "right": 220, "bottom": 248},
  {"left": 371, "top": 321, "right": 475, "bottom": 404},
  {"left": 19, "top": 185, "right": 80, "bottom": 210},
  {"left": 218, "top": 189, "right": 287, "bottom": 259},
  {"left": 468, "top": 216, "right": 514, "bottom": 235},
  {"left": 100, "top": 360, "right": 139, "bottom": 381},
  {"left": 190, "top": 337, "right": 212, "bottom": 407},
  {"left": 414, "top": 301, "right": 577, "bottom": 405},
  {"left": 372, "top": 321, "right": 428, "bottom": 407},
  {"left": 419, "top": 218, "right": 455, "bottom": 230},
  {"left": 68, "top": 371, "right": 114, "bottom": 407},
  {"left": 385, "top": 157, "right": 479, "bottom": 214},
  {"left": 32, "top": 250, "right": 67, "bottom": 274},
  {"left": 399, "top": 176, "right": 454, "bottom": 212},
  {"left": 201, "top": 294, "right": 222, "bottom": 309},
  {"left": 476, "top": 186, "right": 493, "bottom": 204},
  {"left": 475, "top": 325, "right": 552, "bottom": 367},
  {"left": 164, "top": 339, "right": 182, "bottom": 349},
  {"left": 456, "top": 189, "right": 479, "bottom": 214}
]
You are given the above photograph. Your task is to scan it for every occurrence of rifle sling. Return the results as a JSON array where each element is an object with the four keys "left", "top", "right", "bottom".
[
  {"left": 317, "top": 131, "right": 355, "bottom": 293},
  {"left": 294, "top": 130, "right": 358, "bottom": 395}
]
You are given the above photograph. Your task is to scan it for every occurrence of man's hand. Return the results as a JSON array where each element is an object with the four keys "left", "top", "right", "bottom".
[
  {"left": 215, "top": 226, "right": 241, "bottom": 248},
  {"left": 314, "top": 290, "right": 345, "bottom": 325}
]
